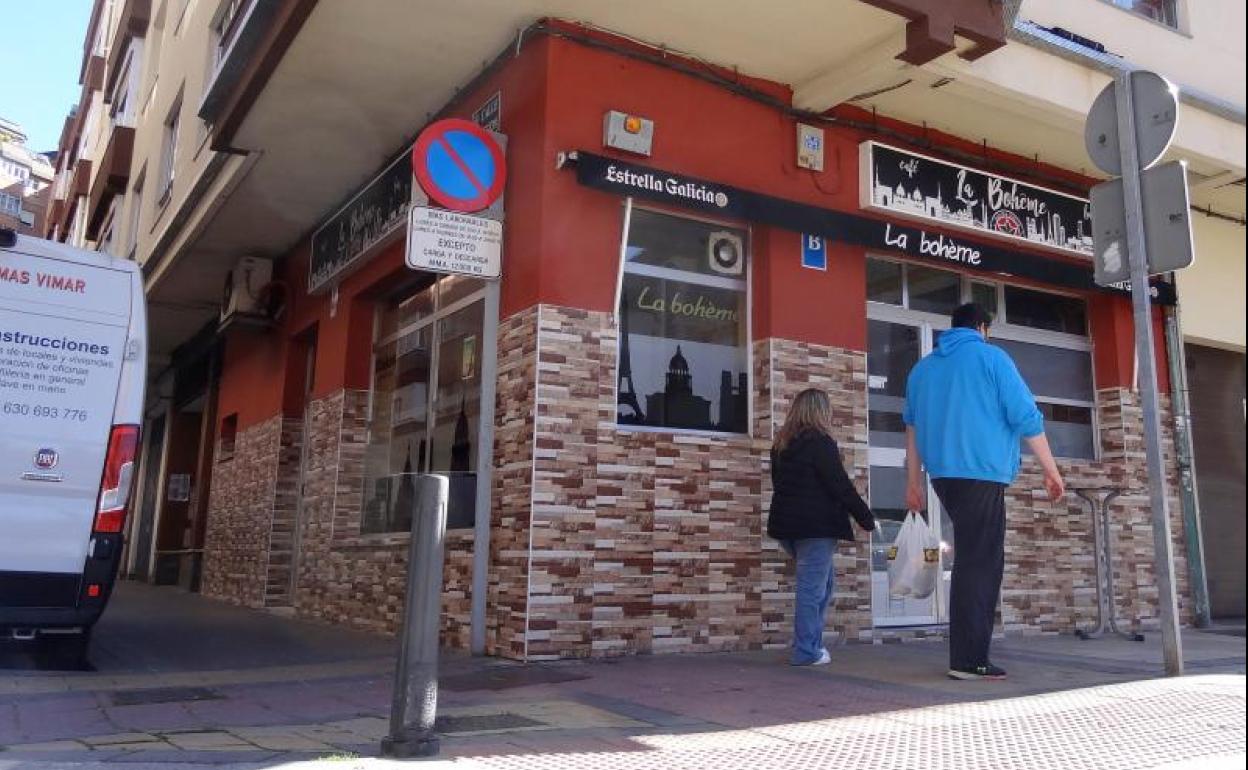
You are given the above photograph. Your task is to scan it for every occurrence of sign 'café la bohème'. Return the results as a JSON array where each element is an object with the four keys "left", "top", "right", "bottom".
[{"left": 201, "top": 36, "right": 1191, "bottom": 663}]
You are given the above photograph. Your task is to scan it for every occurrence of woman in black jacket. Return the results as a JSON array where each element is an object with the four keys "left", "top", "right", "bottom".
[{"left": 769, "top": 388, "right": 876, "bottom": 666}]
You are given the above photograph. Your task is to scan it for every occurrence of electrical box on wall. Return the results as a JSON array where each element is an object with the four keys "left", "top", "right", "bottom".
[
  {"left": 604, "top": 111, "right": 654, "bottom": 156},
  {"left": 797, "top": 124, "right": 825, "bottom": 171}
]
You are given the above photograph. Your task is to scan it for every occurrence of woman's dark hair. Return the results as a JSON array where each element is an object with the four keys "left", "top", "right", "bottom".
[{"left": 952, "top": 302, "right": 994, "bottom": 330}]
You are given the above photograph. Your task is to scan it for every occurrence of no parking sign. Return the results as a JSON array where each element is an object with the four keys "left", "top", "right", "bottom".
[
  {"left": 407, "top": 119, "right": 507, "bottom": 279},
  {"left": 411, "top": 119, "right": 506, "bottom": 213}
]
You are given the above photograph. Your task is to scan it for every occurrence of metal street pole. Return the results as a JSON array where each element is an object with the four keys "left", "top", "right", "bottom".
[
  {"left": 1114, "top": 70, "right": 1184, "bottom": 676},
  {"left": 470, "top": 280, "right": 500, "bottom": 655},
  {"left": 382, "top": 474, "right": 449, "bottom": 757}
]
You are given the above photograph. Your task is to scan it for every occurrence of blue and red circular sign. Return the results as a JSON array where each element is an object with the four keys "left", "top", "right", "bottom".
[{"left": 412, "top": 119, "right": 506, "bottom": 213}]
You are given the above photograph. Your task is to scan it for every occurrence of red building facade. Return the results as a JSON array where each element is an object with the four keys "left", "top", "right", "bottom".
[{"left": 200, "top": 25, "right": 1191, "bottom": 660}]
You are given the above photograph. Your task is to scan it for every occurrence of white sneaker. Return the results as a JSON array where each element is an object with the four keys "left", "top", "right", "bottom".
[{"left": 812, "top": 649, "right": 831, "bottom": 666}]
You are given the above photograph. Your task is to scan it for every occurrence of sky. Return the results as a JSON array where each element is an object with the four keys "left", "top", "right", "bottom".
[{"left": 0, "top": 0, "right": 95, "bottom": 152}]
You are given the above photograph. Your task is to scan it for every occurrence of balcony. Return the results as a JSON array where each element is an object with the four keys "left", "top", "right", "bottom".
[
  {"left": 45, "top": 198, "right": 65, "bottom": 238},
  {"left": 85, "top": 124, "right": 136, "bottom": 240},
  {"left": 53, "top": 159, "right": 92, "bottom": 241},
  {"left": 70, "top": 158, "right": 92, "bottom": 199},
  {"left": 84, "top": 55, "right": 106, "bottom": 92},
  {"left": 198, "top": 0, "right": 284, "bottom": 123},
  {"left": 104, "top": 0, "right": 151, "bottom": 99},
  {"left": 52, "top": 169, "right": 70, "bottom": 202}
]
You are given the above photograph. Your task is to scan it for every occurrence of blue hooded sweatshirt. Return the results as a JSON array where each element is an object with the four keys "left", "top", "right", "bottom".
[{"left": 903, "top": 327, "right": 1044, "bottom": 485}]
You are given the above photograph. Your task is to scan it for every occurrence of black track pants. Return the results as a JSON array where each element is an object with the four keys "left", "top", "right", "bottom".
[{"left": 932, "top": 478, "right": 1007, "bottom": 670}]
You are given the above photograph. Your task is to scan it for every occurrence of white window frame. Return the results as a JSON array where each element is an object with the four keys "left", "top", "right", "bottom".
[
  {"left": 127, "top": 168, "right": 145, "bottom": 260},
  {"left": 1104, "top": 0, "right": 1185, "bottom": 31},
  {"left": 209, "top": 0, "right": 256, "bottom": 74},
  {"left": 0, "top": 192, "right": 20, "bottom": 216},
  {"left": 866, "top": 254, "right": 1099, "bottom": 460},
  {"left": 78, "top": 103, "right": 98, "bottom": 163},
  {"left": 174, "top": 0, "right": 196, "bottom": 36},
  {"left": 97, "top": 203, "right": 118, "bottom": 257},
  {"left": 614, "top": 203, "right": 754, "bottom": 438},
  {"left": 157, "top": 92, "right": 183, "bottom": 206},
  {"left": 91, "top": 0, "right": 115, "bottom": 59},
  {"left": 109, "top": 38, "right": 144, "bottom": 127}
]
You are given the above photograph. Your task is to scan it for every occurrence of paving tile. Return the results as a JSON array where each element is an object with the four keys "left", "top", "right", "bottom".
[
  {"left": 103, "top": 703, "right": 196, "bottom": 732},
  {"left": 163, "top": 729, "right": 258, "bottom": 750},
  {"left": 290, "top": 725, "right": 378, "bottom": 747},
  {"left": 93, "top": 740, "right": 175, "bottom": 750},
  {"left": 81, "top": 731, "right": 161, "bottom": 746},
  {"left": 322, "top": 716, "right": 391, "bottom": 741},
  {"left": 2, "top": 740, "right": 86, "bottom": 752},
  {"left": 13, "top": 712, "right": 115, "bottom": 743},
  {"left": 104, "top": 748, "right": 284, "bottom": 764},
  {"left": 229, "top": 726, "right": 338, "bottom": 751},
  {"left": 251, "top": 693, "right": 364, "bottom": 722}
]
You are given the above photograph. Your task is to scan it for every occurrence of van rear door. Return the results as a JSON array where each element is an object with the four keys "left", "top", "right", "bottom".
[{"left": 0, "top": 245, "right": 132, "bottom": 600}]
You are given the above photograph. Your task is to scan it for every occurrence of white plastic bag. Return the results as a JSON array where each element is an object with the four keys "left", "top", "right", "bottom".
[{"left": 887, "top": 511, "right": 941, "bottom": 600}]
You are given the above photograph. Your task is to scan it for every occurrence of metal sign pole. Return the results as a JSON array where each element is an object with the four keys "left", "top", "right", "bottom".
[
  {"left": 470, "top": 280, "right": 500, "bottom": 655},
  {"left": 1114, "top": 70, "right": 1184, "bottom": 677}
]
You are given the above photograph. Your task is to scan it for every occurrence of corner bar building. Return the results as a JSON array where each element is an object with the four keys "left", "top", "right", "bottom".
[{"left": 199, "top": 23, "right": 1194, "bottom": 661}]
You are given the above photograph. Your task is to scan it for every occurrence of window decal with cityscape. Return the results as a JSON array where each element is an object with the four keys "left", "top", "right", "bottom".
[
  {"left": 861, "top": 142, "right": 1094, "bottom": 258},
  {"left": 616, "top": 210, "right": 749, "bottom": 434}
]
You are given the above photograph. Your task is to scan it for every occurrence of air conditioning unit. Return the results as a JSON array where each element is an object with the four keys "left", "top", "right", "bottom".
[{"left": 220, "top": 257, "right": 272, "bottom": 325}]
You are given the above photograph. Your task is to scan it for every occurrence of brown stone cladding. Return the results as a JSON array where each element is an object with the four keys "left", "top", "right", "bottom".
[
  {"left": 487, "top": 307, "right": 540, "bottom": 658},
  {"left": 1001, "top": 388, "right": 1191, "bottom": 635},
  {"left": 201, "top": 302, "right": 1195, "bottom": 661},
  {"left": 264, "top": 418, "right": 303, "bottom": 607},
  {"left": 524, "top": 307, "right": 871, "bottom": 660},
  {"left": 515, "top": 305, "right": 1194, "bottom": 659},
  {"left": 287, "top": 389, "right": 476, "bottom": 647},
  {"left": 202, "top": 414, "right": 285, "bottom": 608}
]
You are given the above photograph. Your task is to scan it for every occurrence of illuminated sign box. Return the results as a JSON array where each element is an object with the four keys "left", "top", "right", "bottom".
[{"left": 859, "top": 141, "right": 1093, "bottom": 258}]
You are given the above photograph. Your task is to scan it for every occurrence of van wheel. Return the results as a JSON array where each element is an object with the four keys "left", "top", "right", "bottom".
[{"left": 38, "top": 629, "right": 92, "bottom": 670}]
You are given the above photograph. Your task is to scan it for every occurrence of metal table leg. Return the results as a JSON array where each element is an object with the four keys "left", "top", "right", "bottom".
[{"left": 1074, "top": 488, "right": 1145, "bottom": 642}]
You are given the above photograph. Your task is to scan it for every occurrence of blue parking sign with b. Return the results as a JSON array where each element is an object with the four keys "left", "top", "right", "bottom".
[{"left": 801, "top": 234, "right": 827, "bottom": 270}]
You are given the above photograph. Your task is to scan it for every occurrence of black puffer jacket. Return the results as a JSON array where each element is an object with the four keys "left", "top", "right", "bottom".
[{"left": 767, "top": 429, "right": 876, "bottom": 541}]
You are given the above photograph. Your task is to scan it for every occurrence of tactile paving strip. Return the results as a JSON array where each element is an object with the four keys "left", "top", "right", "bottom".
[{"left": 469, "top": 679, "right": 1245, "bottom": 770}]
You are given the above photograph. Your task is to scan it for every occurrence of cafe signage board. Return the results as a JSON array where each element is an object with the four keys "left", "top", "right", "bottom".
[
  {"left": 859, "top": 141, "right": 1094, "bottom": 258},
  {"left": 308, "top": 151, "right": 412, "bottom": 294}
]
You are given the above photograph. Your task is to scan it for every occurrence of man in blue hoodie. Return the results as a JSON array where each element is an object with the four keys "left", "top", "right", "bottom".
[{"left": 904, "top": 302, "right": 1065, "bottom": 681}]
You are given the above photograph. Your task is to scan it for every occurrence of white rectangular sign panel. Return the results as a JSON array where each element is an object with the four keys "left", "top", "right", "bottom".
[
  {"left": 1090, "top": 160, "right": 1194, "bottom": 286},
  {"left": 404, "top": 206, "right": 502, "bottom": 280}
]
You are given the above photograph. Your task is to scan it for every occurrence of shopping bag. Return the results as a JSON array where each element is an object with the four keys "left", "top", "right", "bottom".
[
  {"left": 887, "top": 511, "right": 941, "bottom": 600},
  {"left": 886, "top": 512, "right": 919, "bottom": 597}
]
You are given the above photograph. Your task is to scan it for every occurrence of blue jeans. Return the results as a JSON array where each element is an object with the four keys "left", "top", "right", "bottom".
[{"left": 781, "top": 538, "right": 837, "bottom": 665}]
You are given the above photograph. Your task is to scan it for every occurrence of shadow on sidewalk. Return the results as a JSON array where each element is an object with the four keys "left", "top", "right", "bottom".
[{"left": 1, "top": 580, "right": 1243, "bottom": 767}]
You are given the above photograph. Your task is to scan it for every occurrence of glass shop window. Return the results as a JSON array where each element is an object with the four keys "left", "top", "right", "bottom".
[
  {"left": 361, "top": 275, "right": 485, "bottom": 534},
  {"left": 616, "top": 209, "right": 749, "bottom": 434},
  {"left": 866, "top": 257, "right": 1098, "bottom": 460}
]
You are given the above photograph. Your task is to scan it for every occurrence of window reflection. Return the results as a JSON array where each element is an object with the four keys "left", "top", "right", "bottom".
[{"left": 362, "top": 277, "right": 485, "bottom": 534}]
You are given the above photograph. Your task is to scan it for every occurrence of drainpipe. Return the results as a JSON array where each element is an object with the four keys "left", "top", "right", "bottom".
[{"left": 1163, "top": 300, "right": 1212, "bottom": 627}]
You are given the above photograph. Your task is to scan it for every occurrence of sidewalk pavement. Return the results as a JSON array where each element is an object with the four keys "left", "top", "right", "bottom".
[{"left": 1, "top": 584, "right": 1244, "bottom": 768}]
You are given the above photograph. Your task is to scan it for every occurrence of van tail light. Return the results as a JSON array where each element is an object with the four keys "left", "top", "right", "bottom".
[{"left": 94, "top": 424, "right": 140, "bottom": 534}]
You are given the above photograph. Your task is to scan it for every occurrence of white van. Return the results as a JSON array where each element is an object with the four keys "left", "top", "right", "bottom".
[{"left": 0, "top": 227, "right": 146, "bottom": 659}]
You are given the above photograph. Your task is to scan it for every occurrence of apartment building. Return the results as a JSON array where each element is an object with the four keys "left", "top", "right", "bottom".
[
  {"left": 0, "top": 117, "right": 55, "bottom": 236},
  {"left": 49, "top": 0, "right": 1244, "bottom": 659}
]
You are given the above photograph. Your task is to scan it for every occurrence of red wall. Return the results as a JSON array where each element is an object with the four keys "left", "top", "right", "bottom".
[
  {"left": 215, "top": 37, "right": 555, "bottom": 430},
  {"left": 213, "top": 24, "right": 1170, "bottom": 434},
  {"left": 536, "top": 28, "right": 868, "bottom": 349}
]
